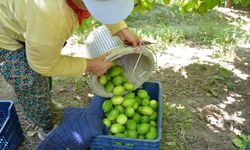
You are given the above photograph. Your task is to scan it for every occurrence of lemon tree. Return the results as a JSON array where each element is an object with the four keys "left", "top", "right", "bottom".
[{"left": 133, "top": 0, "right": 250, "bottom": 15}]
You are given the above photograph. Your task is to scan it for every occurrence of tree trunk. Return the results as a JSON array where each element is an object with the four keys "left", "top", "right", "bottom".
[{"left": 225, "top": 0, "right": 233, "bottom": 8}]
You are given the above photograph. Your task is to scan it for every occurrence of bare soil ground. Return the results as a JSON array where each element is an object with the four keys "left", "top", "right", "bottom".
[
  {"left": 1, "top": 44, "right": 249, "bottom": 150},
  {"left": 1, "top": 6, "right": 250, "bottom": 150}
]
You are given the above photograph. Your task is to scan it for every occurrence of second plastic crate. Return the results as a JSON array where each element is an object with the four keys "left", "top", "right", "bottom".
[{"left": 0, "top": 100, "right": 24, "bottom": 150}]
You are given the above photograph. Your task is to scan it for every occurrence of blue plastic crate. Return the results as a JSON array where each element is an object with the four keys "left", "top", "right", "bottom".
[
  {"left": 246, "top": 142, "right": 250, "bottom": 150},
  {"left": 0, "top": 100, "right": 24, "bottom": 150},
  {"left": 90, "top": 81, "right": 162, "bottom": 150}
]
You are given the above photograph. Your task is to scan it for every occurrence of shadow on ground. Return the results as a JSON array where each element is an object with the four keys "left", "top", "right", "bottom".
[{"left": 155, "top": 48, "right": 250, "bottom": 150}]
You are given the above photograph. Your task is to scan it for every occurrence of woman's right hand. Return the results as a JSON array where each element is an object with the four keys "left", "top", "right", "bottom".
[{"left": 86, "top": 55, "right": 112, "bottom": 76}]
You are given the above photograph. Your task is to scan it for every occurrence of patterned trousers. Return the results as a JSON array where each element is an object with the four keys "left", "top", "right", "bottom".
[{"left": 0, "top": 47, "right": 53, "bottom": 131}]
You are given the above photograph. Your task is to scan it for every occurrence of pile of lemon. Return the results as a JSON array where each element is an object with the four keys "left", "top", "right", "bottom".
[
  {"left": 98, "top": 63, "right": 134, "bottom": 95},
  {"left": 99, "top": 64, "right": 158, "bottom": 140}
]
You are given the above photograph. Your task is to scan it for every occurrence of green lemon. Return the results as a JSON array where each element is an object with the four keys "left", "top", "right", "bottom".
[
  {"left": 109, "top": 66, "right": 125, "bottom": 77},
  {"left": 138, "top": 90, "right": 149, "bottom": 99},
  {"left": 113, "top": 142, "right": 122, "bottom": 146},
  {"left": 116, "top": 114, "right": 128, "bottom": 125},
  {"left": 115, "top": 105, "right": 125, "bottom": 114},
  {"left": 141, "top": 106, "right": 154, "bottom": 116},
  {"left": 141, "top": 116, "right": 151, "bottom": 123},
  {"left": 135, "top": 97, "right": 142, "bottom": 105},
  {"left": 103, "top": 118, "right": 111, "bottom": 128},
  {"left": 149, "top": 100, "right": 158, "bottom": 110},
  {"left": 138, "top": 135, "right": 145, "bottom": 139},
  {"left": 122, "top": 98, "right": 135, "bottom": 107},
  {"left": 110, "top": 123, "right": 123, "bottom": 134},
  {"left": 141, "top": 99, "right": 150, "bottom": 106},
  {"left": 116, "top": 74, "right": 127, "bottom": 83},
  {"left": 145, "top": 128, "right": 157, "bottom": 140},
  {"left": 112, "top": 75, "right": 125, "bottom": 86},
  {"left": 107, "top": 109, "right": 120, "bottom": 121},
  {"left": 125, "top": 107, "right": 135, "bottom": 117},
  {"left": 123, "top": 82, "right": 134, "bottom": 91},
  {"left": 105, "top": 72, "right": 111, "bottom": 80},
  {"left": 112, "top": 85, "right": 125, "bottom": 96},
  {"left": 104, "top": 81, "right": 114, "bottom": 93},
  {"left": 137, "top": 106, "right": 143, "bottom": 114},
  {"left": 111, "top": 96, "right": 124, "bottom": 105},
  {"left": 98, "top": 74, "right": 108, "bottom": 85},
  {"left": 132, "top": 102, "right": 139, "bottom": 110},
  {"left": 124, "top": 131, "right": 128, "bottom": 136},
  {"left": 137, "top": 123, "right": 150, "bottom": 135},
  {"left": 111, "top": 119, "right": 116, "bottom": 124},
  {"left": 150, "top": 120, "right": 157, "bottom": 127},
  {"left": 115, "top": 133, "right": 126, "bottom": 138},
  {"left": 150, "top": 111, "right": 157, "bottom": 120},
  {"left": 126, "top": 120, "right": 137, "bottom": 130},
  {"left": 126, "top": 130, "right": 137, "bottom": 139},
  {"left": 124, "top": 92, "right": 135, "bottom": 99},
  {"left": 132, "top": 113, "right": 141, "bottom": 123},
  {"left": 149, "top": 126, "right": 157, "bottom": 132},
  {"left": 102, "top": 100, "right": 113, "bottom": 113}
]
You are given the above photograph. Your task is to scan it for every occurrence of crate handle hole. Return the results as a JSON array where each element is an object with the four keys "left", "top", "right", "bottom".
[{"left": 113, "top": 141, "right": 135, "bottom": 147}]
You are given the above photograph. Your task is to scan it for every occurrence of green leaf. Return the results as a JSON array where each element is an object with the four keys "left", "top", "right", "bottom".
[
  {"left": 197, "top": 2, "right": 208, "bottom": 14},
  {"left": 241, "top": 0, "right": 250, "bottom": 7},
  {"left": 204, "top": 87, "right": 219, "bottom": 97},
  {"left": 186, "top": 1, "right": 196, "bottom": 12},
  {"left": 135, "top": 0, "right": 139, "bottom": 5},
  {"left": 203, "top": 86, "right": 214, "bottom": 97},
  {"left": 179, "top": 0, "right": 189, "bottom": 14},
  {"left": 141, "top": 0, "right": 154, "bottom": 10},
  {"left": 212, "top": 75, "right": 225, "bottom": 81},
  {"left": 247, "top": 135, "right": 250, "bottom": 141},
  {"left": 207, "top": 75, "right": 224, "bottom": 86},
  {"left": 209, "top": 88, "right": 218, "bottom": 97},
  {"left": 233, "top": 137, "right": 245, "bottom": 148},
  {"left": 181, "top": 0, "right": 189, "bottom": 7},
  {"left": 219, "top": 67, "right": 230, "bottom": 78},
  {"left": 163, "top": 0, "right": 171, "bottom": 5},
  {"left": 207, "top": 0, "right": 222, "bottom": 9},
  {"left": 224, "top": 81, "right": 236, "bottom": 91},
  {"left": 239, "top": 134, "right": 248, "bottom": 142},
  {"left": 197, "top": 64, "right": 208, "bottom": 71}
]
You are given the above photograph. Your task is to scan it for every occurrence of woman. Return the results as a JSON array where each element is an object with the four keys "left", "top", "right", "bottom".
[{"left": 0, "top": 0, "right": 139, "bottom": 140}]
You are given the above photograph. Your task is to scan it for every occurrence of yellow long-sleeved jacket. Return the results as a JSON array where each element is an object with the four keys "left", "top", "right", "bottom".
[{"left": 0, "top": 0, "right": 127, "bottom": 76}]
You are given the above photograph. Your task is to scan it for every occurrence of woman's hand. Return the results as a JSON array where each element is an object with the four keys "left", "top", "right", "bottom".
[
  {"left": 116, "top": 28, "right": 140, "bottom": 47},
  {"left": 86, "top": 55, "right": 112, "bottom": 76}
]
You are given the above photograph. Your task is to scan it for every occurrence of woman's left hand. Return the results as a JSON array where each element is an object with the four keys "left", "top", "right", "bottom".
[{"left": 116, "top": 28, "right": 140, "bottom": 47}]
